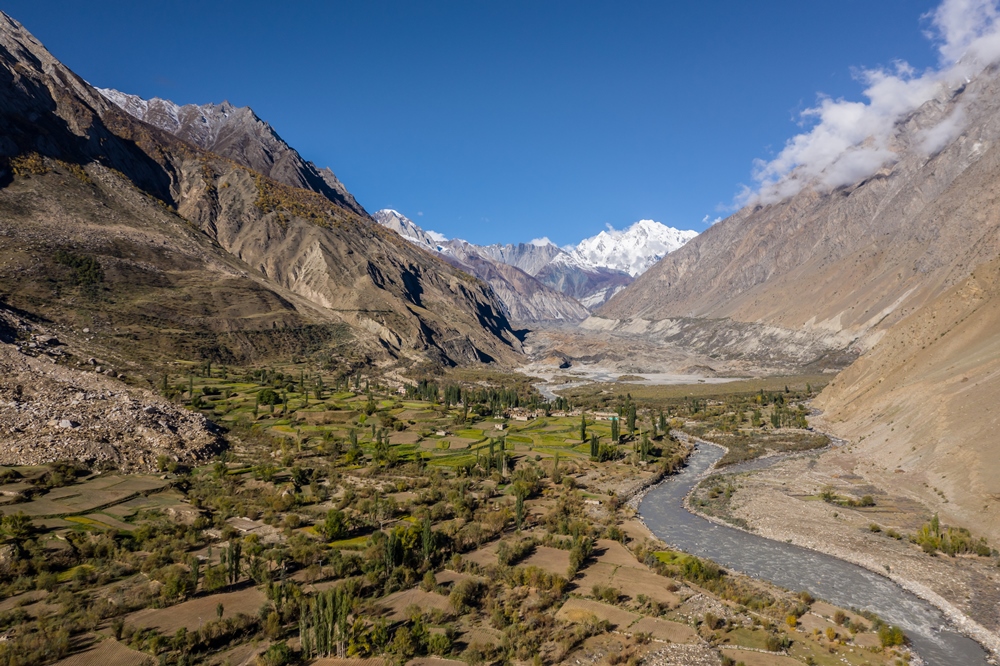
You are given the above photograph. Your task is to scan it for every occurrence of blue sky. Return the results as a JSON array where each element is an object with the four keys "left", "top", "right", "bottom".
[{"left": 5, "top": 0, "right": 943, "bottom": 245}]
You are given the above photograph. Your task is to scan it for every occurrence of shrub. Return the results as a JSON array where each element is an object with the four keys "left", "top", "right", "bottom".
[
  {"left": 428, "top": 631, "right": 452, "bottom": 655},
  {"left": 321, "top": 509, "right": 348, "bottom": 540},
  {"left": 449, "top": 578, "right": 484, "bottom": 613},
  {"left": 258, "top": 388, "right": 280, "bottom": 405},
  {"left": 592, "top": 584, "right": 621, "bottom": 604},
  {"left": 257, "top": 642, "right": 292, "bottom": 666},
  {"left": 765, "top": 634, "right": 790, "bottom": 651},
  {"left": 878, "top": 624, "right": 906, "bottom": 647},
  {"left": 703, "top": 612, "right": 724, "bottom": 630}
]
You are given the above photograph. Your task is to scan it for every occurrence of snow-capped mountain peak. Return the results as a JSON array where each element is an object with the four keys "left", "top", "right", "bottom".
[
  {"left": 373, "top": 209, "right": 697, "bottom": 312},
  {"left": 569, "top": 219, "right": 697, "bottom": 277}
]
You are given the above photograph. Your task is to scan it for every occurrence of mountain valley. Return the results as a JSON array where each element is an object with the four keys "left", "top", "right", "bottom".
[{"left": 2, "top": 5, "right": 1000, "bottom": 666}]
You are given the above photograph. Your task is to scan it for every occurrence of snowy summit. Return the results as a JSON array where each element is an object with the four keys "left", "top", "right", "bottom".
[{"left": 569, "top": 220, "right": 698, "bottom": 277}]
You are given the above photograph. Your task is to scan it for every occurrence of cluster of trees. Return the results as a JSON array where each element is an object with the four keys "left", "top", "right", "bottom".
[
  {"left": 54, "top": 249, "right": 104, "bottom": 297},
  {"left": 299, "top": 585, "right": 353, "bottom": 659},
  {"left": 406, "top": 380, "right": 441, "bottom": 402},
  {"left": 769, "top": 404, "right": 809, "bottom": 429},
  {"left": 911, "top": 514, "right": 992, "bottom": 556}
]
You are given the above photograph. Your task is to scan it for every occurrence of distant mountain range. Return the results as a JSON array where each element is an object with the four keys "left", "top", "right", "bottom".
[{"left": 373, "top": 209, "right": 697, "bottom": 320}]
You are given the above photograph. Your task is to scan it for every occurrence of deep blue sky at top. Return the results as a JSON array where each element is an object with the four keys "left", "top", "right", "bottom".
[{"left": 5, "top": 1, "right": 941, "bottom": 245}]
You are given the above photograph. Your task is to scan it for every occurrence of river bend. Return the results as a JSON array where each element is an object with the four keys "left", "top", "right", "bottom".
[{"left": 639, "top": 444, "right": 990, "bottom": 665}]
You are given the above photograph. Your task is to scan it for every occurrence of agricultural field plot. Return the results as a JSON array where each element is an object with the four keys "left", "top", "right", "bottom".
[
  {"left": 125, "top": 587, "right": 266, "bottom": 633},
  {"left": 52, "top": 638, "right": 154, "bottom": 666},
  {"left": 433, "top": 570, "right": 480, "bottom": 588},
  {"left": 555, "top": 597, "right": 640, "bottom": 629},
  {"left": 0, "top": 589, "right": 46, "bottom": 613},
  {"left": 462, "top": 542, "right": 500, "bottom": 568},
  {"left": 719, "top": 648, "right": 801, "bottom": 666},
  {"left": 405, "top": 658, "right": 466, "bottom": 666},
  {"left": 593, "top": 539, "right": 642, "bottom": 567},
  {"left": 1, "top": 475, "right": 169, "bottom": 518},
  {"left": 629, "top": 616, "right": 700, "bottom": 643},
  {"left": 517, "top": 546, "right": 571, "bottom": 575},
  {"left": 201, "top": 641, "right": 267, "bottom": 666},
  {"left": 570, "top": 561, "right": 618, "bottom": 592},
  {"left": 377, "top": 587, "right": 451, "bottom": 621}
]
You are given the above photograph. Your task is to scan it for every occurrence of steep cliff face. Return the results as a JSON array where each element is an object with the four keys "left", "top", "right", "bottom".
[
  {"left": 0, "top": 12, "right": 521, "bottom": 369},
  {"left": 598, "top": 62, "right": 1000, "bottom": 366}
]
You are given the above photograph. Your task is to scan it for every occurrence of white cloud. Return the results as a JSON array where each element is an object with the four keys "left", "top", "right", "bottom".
[
  {"left": 702, "top": 214, "right": 722, "bottom": 225},
  {"left": 739, "top": 0, "right": 1000, "bottom": 207},
  {"left": 529, "top": 237, "right": 555, "bottom": 247},
  {"left": 426, "top": 229, "right": 448, "bottom": 242},
  {"left": 921, "top": 102, "right": 970, "bottom": 153}
]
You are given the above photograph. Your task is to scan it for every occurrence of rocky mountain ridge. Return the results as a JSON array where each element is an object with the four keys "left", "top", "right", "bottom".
[
  {"left": 98, "top": 88, "right": 366, "bottom": 216},
  {"left": 0, "top": 12, "right": 522, "bottom": 374},
  {"left": 598, "top": 61, "right": 1000, "bottom": 367},
  {"left": 570, "top": 219, "right": 698, "bottom": 277},
  {"left": 373, "top": 210, "right": 588, "bottom": 322}
]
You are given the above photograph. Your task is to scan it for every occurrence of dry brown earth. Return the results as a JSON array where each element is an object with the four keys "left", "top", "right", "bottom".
[
  {"left": 815, "top": 254, "right": 1000, "bottom": 544},
  {"left": 720, "top": 453, "right": 1000, "bottom": 638},
  {"left": 125, "top": 587, "right": 266, "bottom": 633},
  {"left": 52, "top": 639, "right": 153, "bottom": 666}
]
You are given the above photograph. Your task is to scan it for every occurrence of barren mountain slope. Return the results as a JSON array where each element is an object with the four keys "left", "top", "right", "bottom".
[
  {"left": 0, "top": 12, "right": 520, "bottom": 368},
  {"left": 814, "top": 255, "right": 1000, "bottom": 542},
  {"left": 599, "top": 63, "right": 1000, "bottom": 362}
]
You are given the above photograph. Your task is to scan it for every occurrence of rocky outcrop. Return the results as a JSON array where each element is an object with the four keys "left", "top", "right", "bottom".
[{"left": 439, "top": 240, "right": 589, "bottom": 322}]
